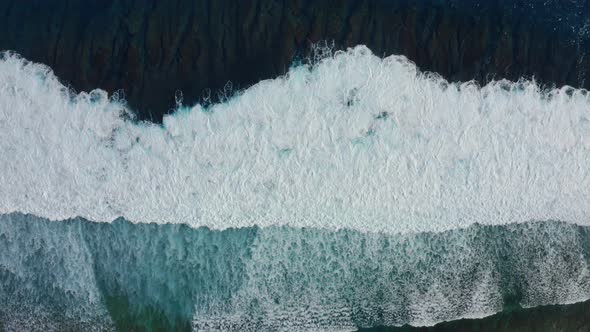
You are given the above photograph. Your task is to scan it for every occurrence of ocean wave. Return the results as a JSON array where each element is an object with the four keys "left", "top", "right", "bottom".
[{"left": 1, "top": 46, "right": 590, "bottom": 234}]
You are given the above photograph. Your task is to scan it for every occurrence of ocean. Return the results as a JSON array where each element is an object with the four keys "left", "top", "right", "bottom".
[{"left": 1, "top": 46, "right": 590, "bottom": 330}]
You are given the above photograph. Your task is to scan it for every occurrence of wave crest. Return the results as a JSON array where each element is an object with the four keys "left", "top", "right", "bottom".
[{"left": 1, "top": 46, "right": 590, "bottom": 233}]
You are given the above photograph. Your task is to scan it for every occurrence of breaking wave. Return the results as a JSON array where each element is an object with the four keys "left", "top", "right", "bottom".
[
  {"left": 1, "top": 46, "right": 590, "bottom": 233},
  {"left": 2, "top": 46, "right": 590, "bottom": 329}
]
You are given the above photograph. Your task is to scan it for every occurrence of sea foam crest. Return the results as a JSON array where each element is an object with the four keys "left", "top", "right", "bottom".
[{"left": 1, "top": 46, "right": 590, "bottom": 233}]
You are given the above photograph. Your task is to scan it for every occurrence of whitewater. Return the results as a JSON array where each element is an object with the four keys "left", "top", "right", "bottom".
[
  {"left": 2, "top": 46, "right": 590, "bottom": 234},
  {"left": 1, "top": 46, "right": 590, "bottom": 331}
]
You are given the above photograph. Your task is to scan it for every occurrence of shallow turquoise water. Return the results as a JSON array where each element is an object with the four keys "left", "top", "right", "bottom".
[{"left": 1, "top": 213, "right": 589, "bottom": 331}]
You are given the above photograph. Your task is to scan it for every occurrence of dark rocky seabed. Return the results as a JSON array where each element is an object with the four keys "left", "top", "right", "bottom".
[{"left": 1, "top": 0, "right": 590, "bottom": 330}]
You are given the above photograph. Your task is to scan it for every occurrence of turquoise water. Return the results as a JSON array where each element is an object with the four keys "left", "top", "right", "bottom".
[
  {"left": 1, "top": 213, "right": 589, "bottom": 331},
  {"left": 363, "top": 300, "right": 590, "bottom": 332}
]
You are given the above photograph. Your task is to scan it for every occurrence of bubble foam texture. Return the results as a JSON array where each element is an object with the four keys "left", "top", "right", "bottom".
[{"left": 1, "top": 46, "right": 590, "bottom": 233}]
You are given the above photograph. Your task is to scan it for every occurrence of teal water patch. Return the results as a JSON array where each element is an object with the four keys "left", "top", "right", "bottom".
[
  {"left": 83, "top": 220, "right": 257, "bottom": 332},
  {"left": 0, "top": 214, "right": 589, "bottom": 331},
  {"left": 0, "top": 214, "right": 257, "bottom": 331}
]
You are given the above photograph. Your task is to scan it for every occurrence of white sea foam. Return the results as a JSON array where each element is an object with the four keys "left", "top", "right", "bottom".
[{"left": 1, "top": 46, "right": 590, "bottom": 233}]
